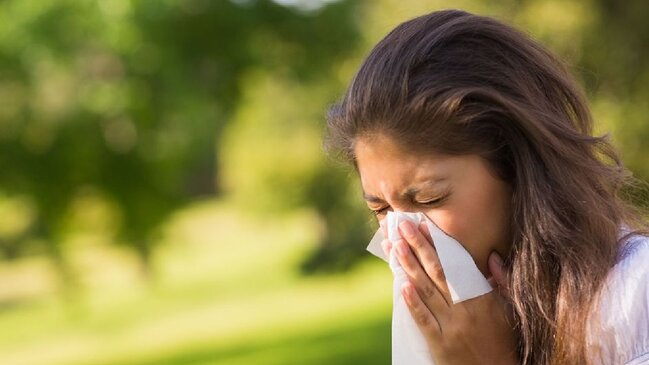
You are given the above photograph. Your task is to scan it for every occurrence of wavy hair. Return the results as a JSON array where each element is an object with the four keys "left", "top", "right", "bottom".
[{"left": 324, "top": 9, "right": 648, "bottom": 364}]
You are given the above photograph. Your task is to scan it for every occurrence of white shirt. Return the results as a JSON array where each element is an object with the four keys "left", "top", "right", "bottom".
[{"left": 588, "top": 234, "right": 649, "bottom": 364}]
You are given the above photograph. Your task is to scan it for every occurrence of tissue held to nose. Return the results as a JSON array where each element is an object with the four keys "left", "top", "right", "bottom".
[{"left": 367, "top": 211, "right": 493, "bottom": 304}]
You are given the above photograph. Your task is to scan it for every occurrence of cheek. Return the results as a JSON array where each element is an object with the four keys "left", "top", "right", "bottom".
[
  {"left": 426, "top": 208, "right": 487, "bottom": 256},
  {"left": 425, "top": 188, "right": 510, "bottom": 276}
]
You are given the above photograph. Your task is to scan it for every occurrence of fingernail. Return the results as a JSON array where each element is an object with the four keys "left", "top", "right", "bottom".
[{"left": 399, "top": 221, "right": 415, "bottom": 237}]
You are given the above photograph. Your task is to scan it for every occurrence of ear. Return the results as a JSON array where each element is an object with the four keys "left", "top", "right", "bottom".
[{"left": 488, "top": 251, "right": 510, "bottom": 300}]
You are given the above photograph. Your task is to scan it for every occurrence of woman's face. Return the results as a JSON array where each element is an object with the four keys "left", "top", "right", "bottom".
[{"left": 354, "top": 133, "right": 513, "bottom": 276}]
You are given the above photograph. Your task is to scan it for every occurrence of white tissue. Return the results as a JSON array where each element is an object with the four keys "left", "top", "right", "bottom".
[{"left": 366, "top": 211, "right": 493, "bottom": 365}]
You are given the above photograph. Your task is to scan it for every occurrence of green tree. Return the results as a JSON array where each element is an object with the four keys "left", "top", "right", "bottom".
[{"left": 0, "top": 0, "right": 363, "bottom": 275}]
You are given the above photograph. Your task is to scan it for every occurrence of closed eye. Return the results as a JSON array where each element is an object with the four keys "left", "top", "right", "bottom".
[
  {"left": 369, "top": 196, "right": 447, "bottom": 216},
  {"left": 370, "top": 206, "right": 390, "bottom": 216},
  {"left": 418, "top": 197, "right": 444, "bottom": 205}
]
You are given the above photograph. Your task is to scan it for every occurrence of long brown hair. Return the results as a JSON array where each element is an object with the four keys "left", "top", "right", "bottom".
[{"left": 325, "top": 9, "right": 648, "bottom": 365}]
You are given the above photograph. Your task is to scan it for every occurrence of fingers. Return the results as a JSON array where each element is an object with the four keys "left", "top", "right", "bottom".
[
  {"left": 398, "top": 220, "right": 449, "bottom": 295},
  {"left": 394, "top": 238, "right": 450, "bottom": 310},
  {"left": 418, "top": 221, "right": 432, "bottom": 246},
  {"left": 488, "top": 251, "right": 511, "bottom": 301},
  {"left": 401, "top": 281, "right": 442, "bottom": 339}
]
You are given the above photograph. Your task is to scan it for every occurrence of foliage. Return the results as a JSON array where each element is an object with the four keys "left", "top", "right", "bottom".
[{"left": 0, "top": 0, "right": 363, "bottom": 271}]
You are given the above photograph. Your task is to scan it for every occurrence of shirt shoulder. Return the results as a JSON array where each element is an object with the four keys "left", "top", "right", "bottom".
[{"left": 588, "top": 234, "right": 649, "bottom": 365}]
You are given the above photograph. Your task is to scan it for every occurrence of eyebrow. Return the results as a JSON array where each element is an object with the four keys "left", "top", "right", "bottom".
[{"left": 362, "top": 178, "right": 446, "bottom": 203}]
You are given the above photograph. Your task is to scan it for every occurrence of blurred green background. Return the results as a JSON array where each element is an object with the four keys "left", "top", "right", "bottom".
[{"left": 1, "top": 0, "right": 648, "bottom": 364}]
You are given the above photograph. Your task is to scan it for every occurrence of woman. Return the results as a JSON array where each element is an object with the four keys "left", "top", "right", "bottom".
[{"left": 324, "top": 9, "right": 649, "bottom": 365}]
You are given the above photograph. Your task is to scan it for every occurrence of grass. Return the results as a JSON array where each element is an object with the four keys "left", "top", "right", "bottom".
[{"left": 0, "top": 199, "right": 392, "bottom": 365}]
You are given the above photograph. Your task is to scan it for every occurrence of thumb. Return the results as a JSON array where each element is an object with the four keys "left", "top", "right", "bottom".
[{"left": 488, "top": 251, "right": 510, "bottom": 300}]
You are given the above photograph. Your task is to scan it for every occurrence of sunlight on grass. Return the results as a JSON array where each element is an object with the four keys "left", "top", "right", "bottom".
[{"left": 0, "top": 198, "right": 392, "bottom": 365}]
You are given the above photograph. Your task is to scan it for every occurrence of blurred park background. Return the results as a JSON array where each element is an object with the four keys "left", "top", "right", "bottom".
[{"left": 1, "top": 0, "right": 648, "bottom": 364}]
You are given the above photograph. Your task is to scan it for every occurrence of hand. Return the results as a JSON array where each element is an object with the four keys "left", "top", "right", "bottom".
[{"left": 380, "top": 220, "right": 518, "bottom": 365}]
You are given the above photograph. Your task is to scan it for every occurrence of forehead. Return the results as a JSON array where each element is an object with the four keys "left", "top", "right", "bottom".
[{"left": 354, "top": 134, "right": 453, "bottom": 192}]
